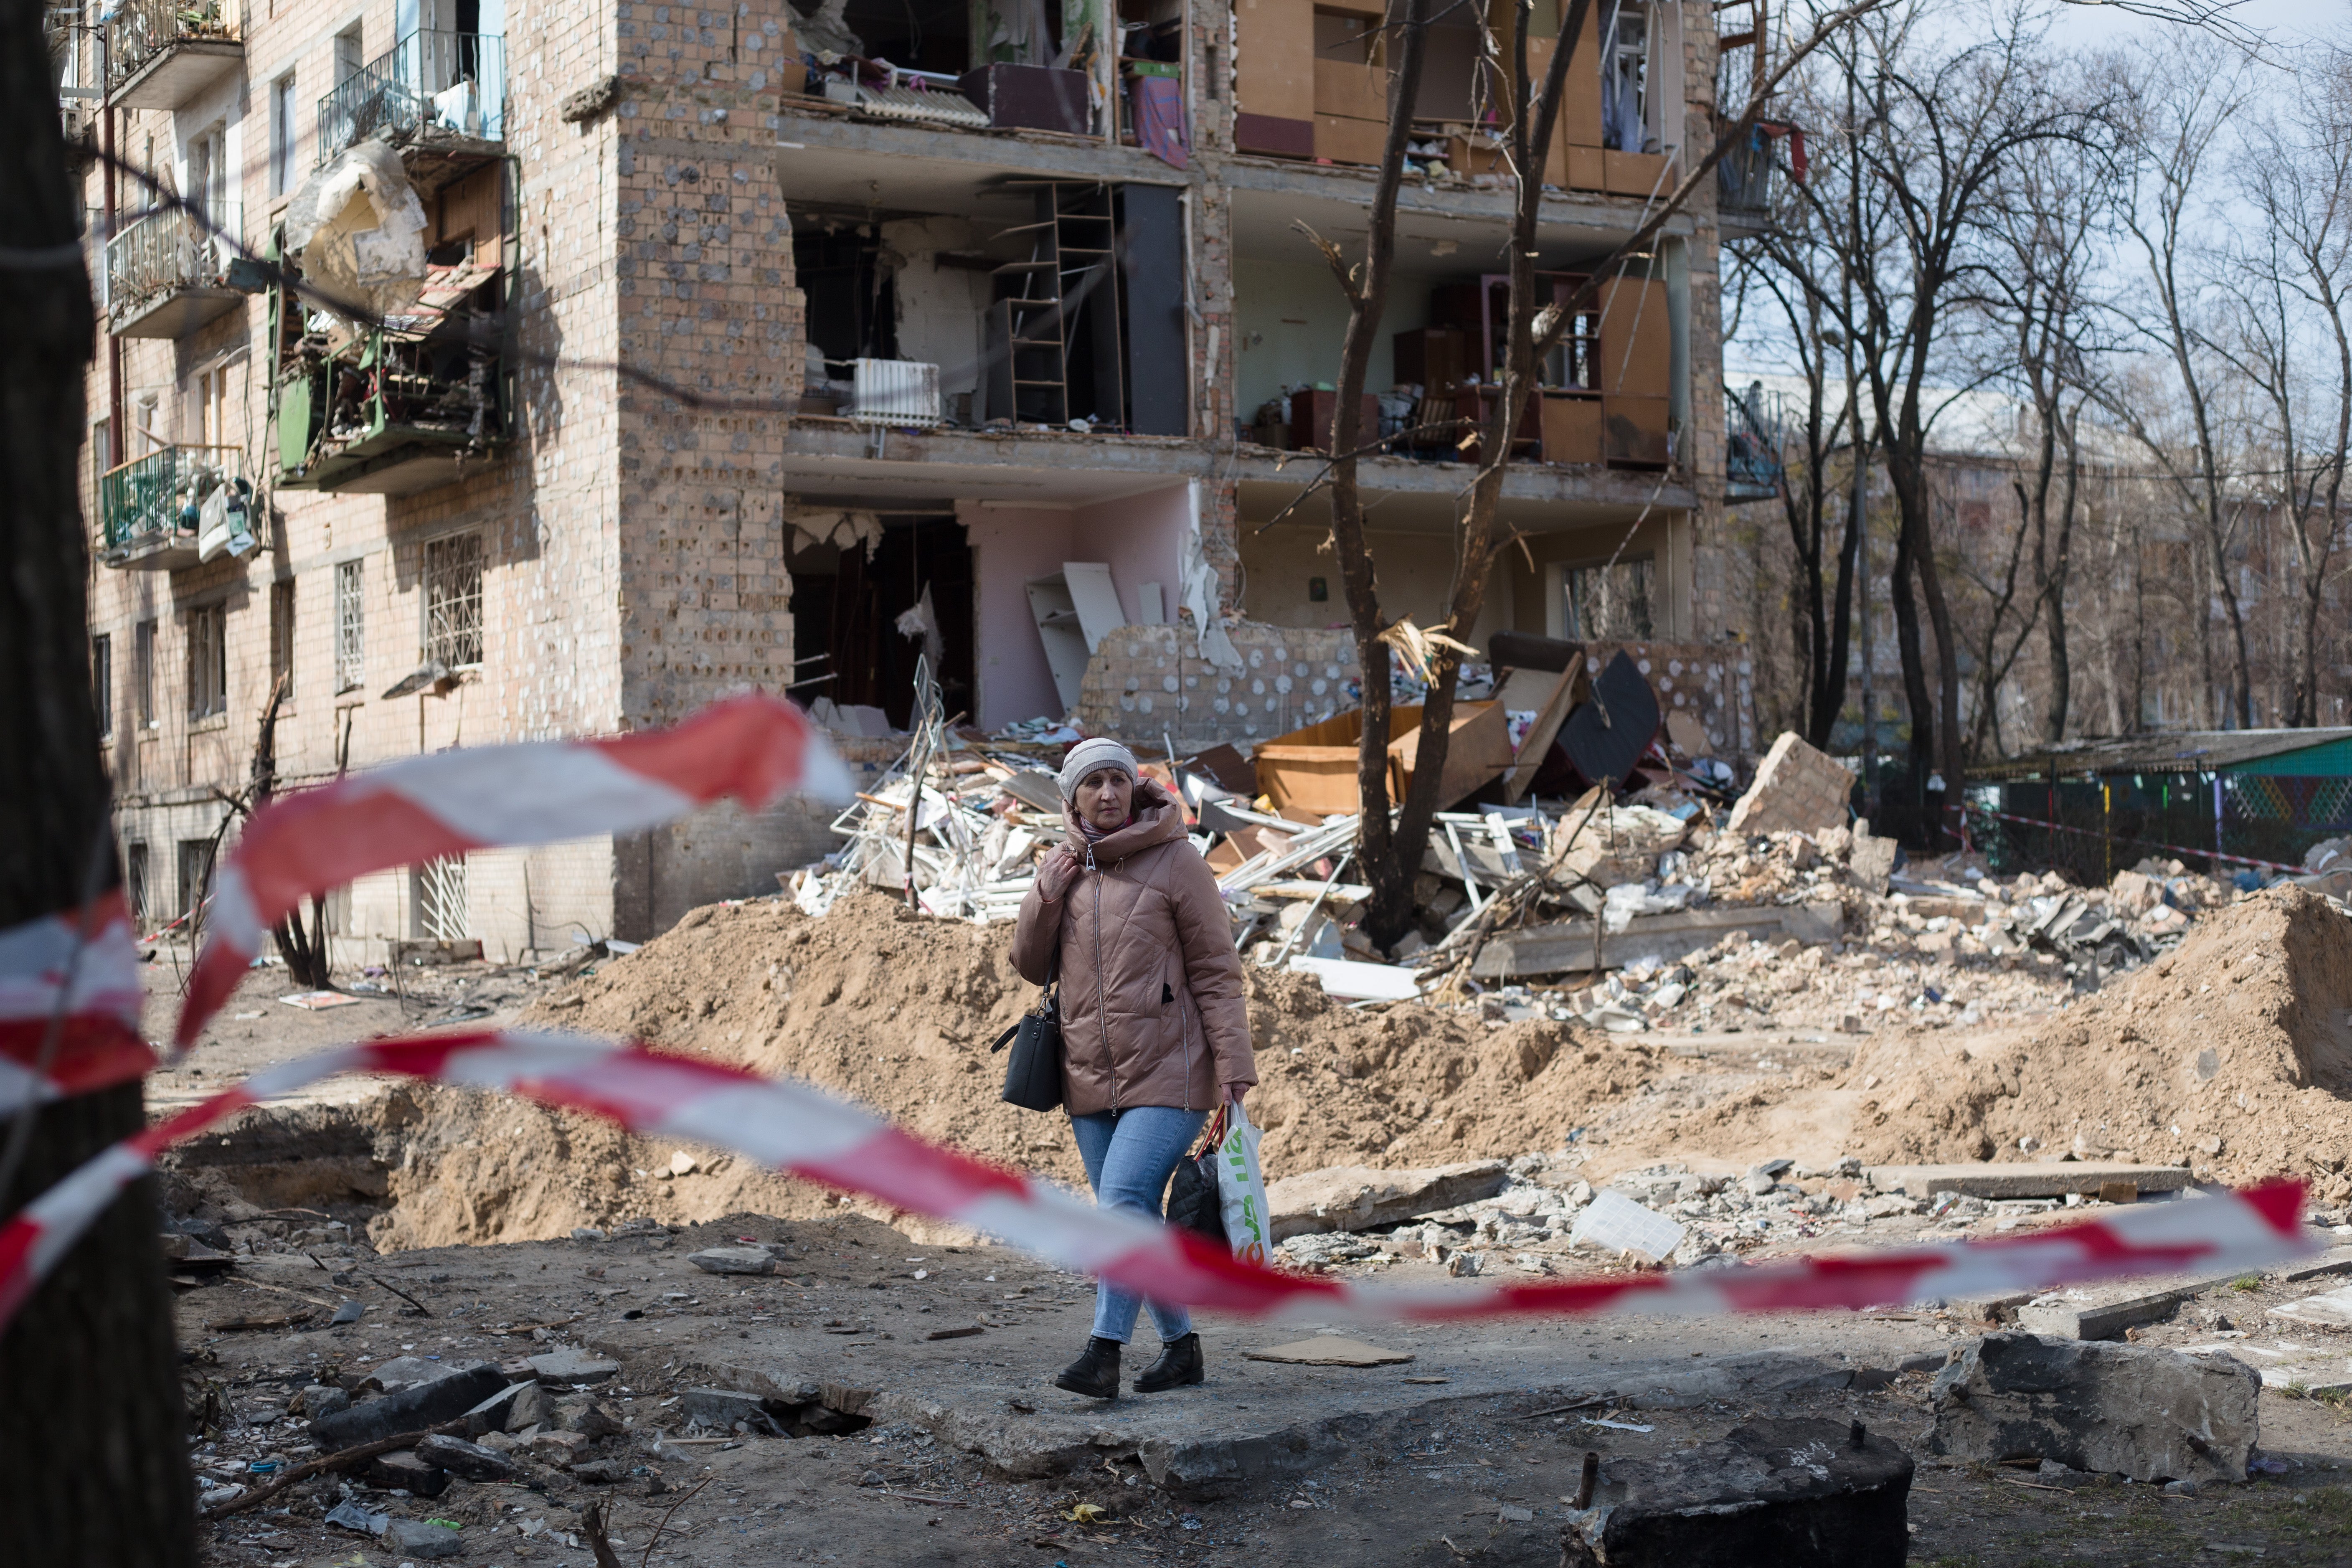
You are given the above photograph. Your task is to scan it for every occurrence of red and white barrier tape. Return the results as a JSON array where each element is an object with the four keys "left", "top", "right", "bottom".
[
  {"left": 0, "top": 1028, "right": 2315, "bottom": 1339},
  {"left": 1965, "top": 804, "right": 2304, "bottom": 876},
  {"left": 175, "top": 694, "right": 850, "bottom": 1051},
  {"left": 0, "top": 892, "right": 153, "bottom": 1113}
]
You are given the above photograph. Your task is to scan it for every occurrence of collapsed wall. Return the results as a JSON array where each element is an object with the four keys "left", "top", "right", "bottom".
[{"left": 1838, "top": 885, "right": 2352, "bottom": 1194}]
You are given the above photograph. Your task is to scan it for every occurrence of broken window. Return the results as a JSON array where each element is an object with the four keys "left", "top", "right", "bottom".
[
  {"left": 134, "top": 617, "right": 157, "bottom": 729},
  {"left": 91, "top": 633, "right": 112, "bottom": 741},
  {"left": 335, "top": 558, "right": 366, "bottom": 693},
  {"left": 270, "top": 578, "right": 296, "bottom": 699},
  {"left": 177, "top": 837, "right": 215, "bottom": 924},
  {"left": 187, "top": 601, "right": 227, "bottom": 719},
  {"left": 125, "top": 841, "right": 150, "bottom": 928},
  {"left": 1563, "top": 556, "right": 1654, "bottom": 641},
  {"left": 424, "top": 531, "right": 483, "bottom": 669}
]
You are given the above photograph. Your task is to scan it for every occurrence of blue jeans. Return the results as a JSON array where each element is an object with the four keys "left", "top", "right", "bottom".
[{"left": 1069, "top": 1105, "right": 1210, "bottom": 1345}]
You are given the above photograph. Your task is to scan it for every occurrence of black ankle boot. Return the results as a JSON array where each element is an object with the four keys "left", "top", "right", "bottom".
[
  {"left": 1133, "top": 1332, "right": 1204, "bottom": 1393},
  {"left": 1053, "top": 1337, "right": 1122, "bottom": 1399}
]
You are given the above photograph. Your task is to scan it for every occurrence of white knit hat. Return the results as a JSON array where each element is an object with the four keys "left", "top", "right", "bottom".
[{"left": 1058, "top": 737, "right": 1139, "bottom": 801}]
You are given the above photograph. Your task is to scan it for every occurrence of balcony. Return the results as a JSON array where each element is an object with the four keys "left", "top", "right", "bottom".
[
  {"left": 1716, "top": 118, "right": 1787, "bottom": 241},
  {"left": 107, "top": 0, "right": 241, "bottom": 111},
  {"left": 316, "top": 30, "right": 504, "bottom": 193},
  {"left": 273, "top": 258, "right": 508, "bottom": 495},
  {"left": 105, "top": 200, "right": 242, "bottom": 339},
  {"left": 99, "top": 443, "right": 247, "bottom": 570},
  {"left": 1725, "top": 382, "right": 1787, "bottom": 503}
]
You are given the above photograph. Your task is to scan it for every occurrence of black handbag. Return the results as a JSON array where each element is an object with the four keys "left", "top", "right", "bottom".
[
  {"left": 1165, "top": 1110, "right": 1228, "bottom": 1244},
  {"left": 991, "top": 954, "right": 1063, "bottom": 1113}
]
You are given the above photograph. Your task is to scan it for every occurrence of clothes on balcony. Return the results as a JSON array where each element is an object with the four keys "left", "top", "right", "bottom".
[{"left": 1130, "top": 75, "right": 1187, "bottom": 169}]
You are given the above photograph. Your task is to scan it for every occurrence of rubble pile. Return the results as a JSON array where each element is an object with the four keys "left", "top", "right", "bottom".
[
  {"left": 1837, "top": 884, "right": 2352, "bottom": 1192},
  {"left": 1270, "top": 1148, "right": 2154, "bottom": 1279}
]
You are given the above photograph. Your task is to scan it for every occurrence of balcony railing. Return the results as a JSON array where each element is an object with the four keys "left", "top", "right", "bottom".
[
  {"left": 106, "top": 200, "right": 239, "bottom": 326},
  {"left": 317, "top": 30, "right": 505, "bottom": 162},
  {"left": 1716, "top": 119, "right": 1783, "bottom": 238},
  {"left": 100, "top": 443, "right": 245, "bottom": 565},
  {"left": 106, "top": 0, "right": 240, "bottom": 96},
  {"left": 1725, "top": 383, "right": 1788, "bottom": 504}
]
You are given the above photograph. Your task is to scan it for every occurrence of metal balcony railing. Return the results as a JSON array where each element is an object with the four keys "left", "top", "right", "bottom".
[
  {"left": 317, "top": 30, "right": 505, "bottom": 160},
  {"left": 106, "top": 0, "right": 240, "bottom": 92},
  {"left": 105, "top": 199, "right": 238, "bottom": 316},
  {"left": 1717, "top": 119, "right": 1781, "bottom": 234},
  {"left": 101, "top": 443, "right": 243, "bottom": 555},
  {"left": 1725, "top": 382, "right": 1788, "bottom": 503}
]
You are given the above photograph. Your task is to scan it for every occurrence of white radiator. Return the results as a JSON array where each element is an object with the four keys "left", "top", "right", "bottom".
[{"left": 847, "top": 359, "right": 943, "bottom": 427}]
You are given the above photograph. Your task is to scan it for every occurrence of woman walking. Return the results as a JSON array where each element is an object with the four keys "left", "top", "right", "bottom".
[{"left": 1012, "top": 737, "right": 1256, "bottom": 1399}]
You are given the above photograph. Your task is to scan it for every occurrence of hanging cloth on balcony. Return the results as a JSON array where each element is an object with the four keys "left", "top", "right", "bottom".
[{"left": 1755, "top": 120, "right": 1808, "bottom": 183}]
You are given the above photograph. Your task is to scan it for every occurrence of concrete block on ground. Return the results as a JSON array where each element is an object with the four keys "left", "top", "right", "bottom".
[
  {"left": 1561, "top": 1418, "right": 1911, "bottom": 1568},
  {"left": 358, "top": 1449, "right": 450, "bottom": 1497},
  {"left": 2268, "top": 1284, "right": 2352, "bottom": 1328},
  {"left": 680, "top": 1387, "right": 786, "bottom": 1433},
  {"left": 1266, "top": 1160, "right": 1508, "bottom": 1241},
  {"left": 415, "top": 1432, "right": 516, "bottom": 1480},
  {"left": 1724, "top": 733, "right": 1856, "bottom": 838},
  {"left": 310, "top": 1363, "right": 507, "bottom": 1450},
  {"left": 527, "top": 1347, "right": 621, "bottom": 1385},
  {"left": 1865, "top": 1162, "right": 2189, "bottom": 1200},
  {"left": 383, "top": 1517, "right": 464, "bottom": 1558},
  {"left": 1926, "top": 1332, "right": 2258, "bottom": 1484},
  {"left": 460, "top": 1380, "right": 525, "bottom": 1437},
  {"left": 690, "top": 1245, "right": 778, "bottom": 1276},
  {"left": 2016, "top": 1271, "right": 2242, "bottom": 1340}
]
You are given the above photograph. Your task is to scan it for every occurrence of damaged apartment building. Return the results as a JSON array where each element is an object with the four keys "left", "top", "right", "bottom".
[{"left": 57, "top": 0, "right": 1770, "bottom": 959}]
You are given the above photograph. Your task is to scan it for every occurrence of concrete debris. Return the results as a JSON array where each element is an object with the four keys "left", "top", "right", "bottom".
[
  {"left": 415, "top": 1431, "right": 518, "bottom": 1480},
  {"left": 1265, "top": 1159, "right": 1507, "bottom": 1240},
  {"left": 1724, "top": 732, "right": 1858, "bottom": 838},
  {"left": 383, "top": 1517, "right": 464, "bottom": 1559},
  {"left": 359, "top": 1448, "right": 450, "bottom": 1496},
  {"left": 1926, "top": 1332, "right": 2259, "bottom": 1484},
  {"left": 688, "top": 1244, "right": 779, "bottom": 1276},
  {"left": 1563, "top": 1418, "right": 1913, "bottom": 1568},
  {"left": 526, "top": 1347, "right": 622, "bottom": 1383},
  {"left": 309, "top": 1362, "right": 507, "bottom": 1449}
]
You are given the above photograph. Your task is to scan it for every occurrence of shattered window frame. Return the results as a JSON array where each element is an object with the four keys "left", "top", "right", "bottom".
[
  {"left": 423, "top": 531, "right": 484, "bottom": 670},
  {"left": 187, "top": 600, "right": 228, "bottom": 721}
]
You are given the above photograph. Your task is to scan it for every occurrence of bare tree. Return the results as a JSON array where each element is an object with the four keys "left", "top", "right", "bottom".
[
  {"left": 2223, "top": 54, "right": 2352, "bottom": 727},
  {"left": 1312, "top": 0, "right": 1899, "bottom": 944},
  {"left": 2105, "top": 41, "right": 2254, "bottom": 725}
]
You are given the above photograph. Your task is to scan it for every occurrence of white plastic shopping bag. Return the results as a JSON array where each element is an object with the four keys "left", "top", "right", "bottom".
[{"left": 1212, "top": 1104, "right": 1273, "bottom": 1266}]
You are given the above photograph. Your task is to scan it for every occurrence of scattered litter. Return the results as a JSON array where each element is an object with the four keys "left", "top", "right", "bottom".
[
  {"left": 324, "top": 1501, "right": 389, "bottom": 1536},
  {"left": 278, "top": 991, "right": 360, "bottom": 1010},
  {"left": 1585, "top": 1417, "right": 1655, "bottom": 1433}
]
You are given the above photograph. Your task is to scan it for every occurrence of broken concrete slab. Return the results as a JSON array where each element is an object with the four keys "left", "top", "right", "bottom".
[
  {"left": 2181, "top": 1340, "right": 2352, "bottom": 1395},
  {"left": 414, "top": 1432, "right": 516, "bottom": 1481},
  {"left": 383, "top": 1518, "right": 463, "bottom": 1559},
  {"left": 459, "top": 1379, "right": 526, "bottom": 1437},
  {"left": 681, "top": 1387, "right": 787, "bottom": 1433},
  {"left": 1266, "top": 1160, "right": 1507, "bottom": 1241},
  {"left": 2267, "top": 1284, "right": 2352, "bottom": 1328},
  {"left": 2015, "top": 1271, "right": 2244, "bottom": 1340},
  {"left": 1562, "top": 1418, "right": 1912, "bottom": 1568},
  {"left": 1926, "top": 1332, "right": 2258, "bottom": 1484},
  {"left": 1724, "top": 733, "right": 1857, "bottom": 838},
  {"left": 1865, "top": 1162, "right": 2189, "bottom": 1200},
  {"left": 688, "top": 1245, "right": 778, "bottom": 1275},
  {"left": 526, "top": 1347, "right": 621, "bottom": 1385},
  {"left": 1243, "top": 1337, "right": 1413, "bottom": 1367},
  {"left": 2272, "top": 1246, "right": 2352, "bottom": 1285},
  {"left": 309, "top": 1362, "right": 507, "bottom": 1450},
  {"left": 358, "top": 1449, "right": 450, "bottom": 1497},
  {"left": 1469, "top": 903, "right": 1844, "bottom": 979},
  {"left": 872, "top": 1348, "right": 1878, "bottom": 1499}
]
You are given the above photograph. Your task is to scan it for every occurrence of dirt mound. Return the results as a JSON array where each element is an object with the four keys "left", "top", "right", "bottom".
[
  {"left": 1837, "top": 885, "right": 2352, "bottom": 1195},
  {"left": 372, "top": 892, "right": 1706, "bottom": 1248}
]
